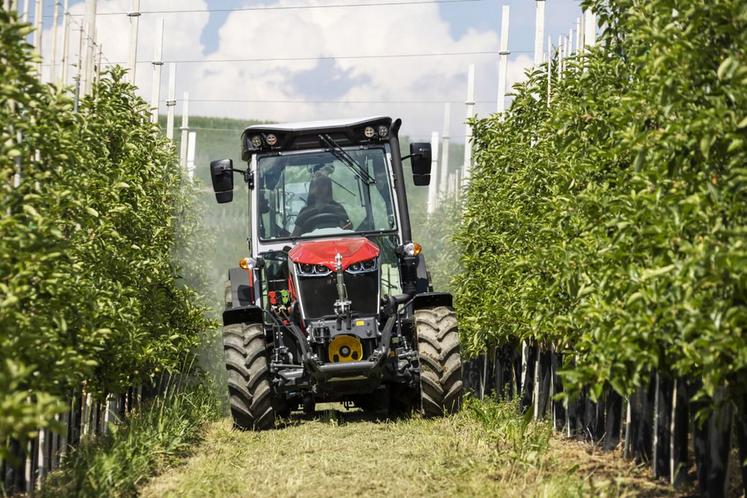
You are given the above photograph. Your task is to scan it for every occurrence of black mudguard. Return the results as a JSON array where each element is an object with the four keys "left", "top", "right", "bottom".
[
  {"left": 223, "top": 267, "right": 263, "bottom": 326},
  {"left": 412, "top": 292, "right": 453, "bottom": 310},
  {"left": 223, "top": 305, "right": 263, "bottom": 327},
  {"left": 227, "top": 267, "right": 254, "bottom": 308}
]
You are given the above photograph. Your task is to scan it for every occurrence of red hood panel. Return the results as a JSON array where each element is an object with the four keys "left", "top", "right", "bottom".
[{"left": 289, "top": 237, "right": 380, "bottom": 271}]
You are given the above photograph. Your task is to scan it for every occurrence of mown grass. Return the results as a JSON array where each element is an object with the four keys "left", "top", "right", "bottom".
[
  {"left": 142, "top": 397, "right": 671, "bottom": 498},
  {"left": 40, "top": 381, "right": 222, "bottom": 498}
]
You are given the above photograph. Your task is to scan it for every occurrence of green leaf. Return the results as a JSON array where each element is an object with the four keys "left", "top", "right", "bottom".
[
  {"left": 22, "top": 205, "right": 40, "bottom": 218},
  {"left": 640, "top": 265, "right": 675, "bottom": 281},
  {"left": 700, "top": 135, "right": 712, "bottom": 158}
]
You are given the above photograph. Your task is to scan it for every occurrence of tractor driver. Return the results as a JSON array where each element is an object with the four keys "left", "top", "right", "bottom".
[{"left": 291, "top": 173, "right": 352, "bottom": 236}]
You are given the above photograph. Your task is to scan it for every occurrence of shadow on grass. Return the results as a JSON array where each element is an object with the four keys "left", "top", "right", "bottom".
[{"left": 270, "top": 403, "right": 415, "bottom": 429}]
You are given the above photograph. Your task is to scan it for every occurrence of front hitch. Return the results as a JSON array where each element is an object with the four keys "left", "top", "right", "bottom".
[{"left": 305, "top": 314, "right": 397, "bottom": 380}]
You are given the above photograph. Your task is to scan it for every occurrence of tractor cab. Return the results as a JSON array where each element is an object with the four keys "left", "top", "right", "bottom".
[{"left": 210, "top": 116, "right": 463, "bottom": 429}]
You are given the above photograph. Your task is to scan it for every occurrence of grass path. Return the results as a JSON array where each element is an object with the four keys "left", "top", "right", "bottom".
[{"left": 142, "top": 400, "right": 671, "bottom": 498}]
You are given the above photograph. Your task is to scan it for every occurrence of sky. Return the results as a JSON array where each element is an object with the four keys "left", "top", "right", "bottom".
[{"left": 31, "top": 0, "right": 584, "bottom": 142}]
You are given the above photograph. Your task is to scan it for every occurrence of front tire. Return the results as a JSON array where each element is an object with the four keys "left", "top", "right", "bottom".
[
  {"left": 415, "top": 306, "right": 463, "bottom": 416},
  {"left": 223, "top": 322, "right": 276, "bottom": 430}
]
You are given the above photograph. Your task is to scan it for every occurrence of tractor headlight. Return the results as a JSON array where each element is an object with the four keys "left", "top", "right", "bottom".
[
  {"left": 346, "top": 258, "right": 377, "bottom": 274},
  {"left": 250, "top": 135, "right": 263, "bottom": 148},
  {"left": 363, "top": 126, "right": 376, "bottom": 139},
  {"left": 239, "top": 257, "right": 257, "bottom": 270},
  {"left": 401, "top": 242, "right": 422, "bottom": 257},
  {"left": 265, "top": 134, "right": 278, "bottom": 146},
  {"left": 377, "top": 125, "right": 388, "bottom": 138},
  {"left": 297, "top": 263, "right": 332, "bottom": 277}
]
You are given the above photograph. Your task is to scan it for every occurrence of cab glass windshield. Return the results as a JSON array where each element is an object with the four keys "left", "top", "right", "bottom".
[{"left": 257, "top": 147, "right": 396, "bottom": 240}]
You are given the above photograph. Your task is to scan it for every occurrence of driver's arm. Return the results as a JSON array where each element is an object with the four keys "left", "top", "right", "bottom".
[
  {"left": 291, "top": 207, "right": 311, "bottom": 237},
  {"left": 331, "top": 203, "right": 352, "bottom": 229}
]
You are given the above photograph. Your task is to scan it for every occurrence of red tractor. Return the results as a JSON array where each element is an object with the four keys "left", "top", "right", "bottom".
[{"left": 210, "top": 116, "right": 462, "bottom": 429}]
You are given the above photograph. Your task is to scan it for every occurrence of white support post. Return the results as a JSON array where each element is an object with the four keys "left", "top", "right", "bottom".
[
  {"left": 533, "top": 0, "right": 545, "bottom": 66},
  {"left": 546, "top": 36, "right": 552, "bottom": 106},
  {"left": 36, "top": 428, "right": 47, "bottom": 486},
  {"left": 103, "top": 393, "right": 115, "bottom": 430},
  {"left": 50, "top": 1, "right": 60, "bottom": 82},
  {"left": 463, "top": 63, "right": 475, "bottom": 180},
  {"left": 496, "top": 4, "right": 510, "bottom": 114},
  {"left": 24, "top": 440, "right": 32, "bottom": 493},
  {"left": 21, "top": 0, "right": 29, "bottom": 23},
  {"left": 583, "top": 9, "right": 596, "bottom": 48},
  {"left": 94, "top": 38, "right": 102, "bottom": 84},
  {"left": 569, "top": 29, "right": 574, "bottom": 58},
  {"left": 447, "top": 173, "right": 455, "bottom": 199},
  {"left": 150, "top": 18, "right": 164, "bottom": 123},
  {"left": 32, "top": 0, "right": 42, "bottom": 75},
  {"left": 623, "top": 398, "right": 632, "bottom": 458},
  {"left": 60, "top": 0, "right": 70, "bottom": 85},
  {"left": 81, "top": 391, "right": 93, "bottom": 437},
  {"left": 186, "top": 130, "right": 197, "bottom": 181},
  {"left": 455, "top": 169, "right": 461, "bottom": 201},
  {"left": 166, "top": 63, "right": 176, "bottom": 139},
  {"left": 73, "top": 21, "right": 83, "bottom": 107},
  {"left": 127, "top": 0, "right": 141, "bottom": 84},
  {"left": 81, "top": 0, "right": 97, "bottom": 96},
  {"left": 179, "top": 92, "right": 189, "bottom": 169},
  {"left": 427, "top": 131, "right": 439, "bottom": 216},
  {"left": 557, "top": 35, "right": 563, "bottom": 82},
  {"left": 439, "top": 102, "right": 450, "bottom": 196},
  {"left": 575, "top": 17, "right": 582, "bottom": 55}
]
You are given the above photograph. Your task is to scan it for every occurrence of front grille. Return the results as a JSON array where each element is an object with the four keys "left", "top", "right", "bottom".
[{"left": 297, "top": 270, "right": 378, "bottom": 320}]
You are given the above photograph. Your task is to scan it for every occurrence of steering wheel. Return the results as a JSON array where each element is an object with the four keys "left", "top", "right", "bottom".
[{"left": 301, "top": 212, "right": 346, "bottom": 232}]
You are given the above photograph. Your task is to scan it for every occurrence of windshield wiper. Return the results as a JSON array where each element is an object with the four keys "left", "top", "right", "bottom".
[{"left": 318, "top": 134, "right": 376, "bottom": 185}]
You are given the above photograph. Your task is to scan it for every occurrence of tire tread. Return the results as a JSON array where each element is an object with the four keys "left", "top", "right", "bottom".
[
  {"left": 415, "top": 306, "right": 463, "bottom": 417},
  {"left": 222, "top": 322, "right": 275, "bottom": 430}
]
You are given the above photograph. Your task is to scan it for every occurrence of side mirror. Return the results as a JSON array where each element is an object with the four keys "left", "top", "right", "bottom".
[
  {"left": 409, "top": 142, "right": 431, "bottom": 186},
  {"left": 210, "top": 159, "right": 234, "bottom": 204}
]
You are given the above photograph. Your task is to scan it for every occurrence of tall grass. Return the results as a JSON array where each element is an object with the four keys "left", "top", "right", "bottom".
[
  {"left": 463, "top": 399, "right": 552, "bottom": 473},
  {"left": 40, "top": 380, "right": 221, "bottom": 498}
]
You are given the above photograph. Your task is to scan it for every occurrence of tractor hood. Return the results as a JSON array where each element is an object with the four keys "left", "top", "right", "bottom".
[{"left": 288, "top": 237, "right": 380, "bottom": 271}]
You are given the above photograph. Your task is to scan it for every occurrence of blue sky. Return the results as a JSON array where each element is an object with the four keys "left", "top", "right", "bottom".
[{"left": 41, "top": 0, "right": 584, "bottom": 140}]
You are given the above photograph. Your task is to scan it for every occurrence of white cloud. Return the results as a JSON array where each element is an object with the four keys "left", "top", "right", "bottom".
[{"left": 40, "top": 0, "right": 536, "bottom": 142}]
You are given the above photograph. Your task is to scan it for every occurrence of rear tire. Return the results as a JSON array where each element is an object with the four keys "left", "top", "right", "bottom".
[
  {"left": 415, "top": 306, "right": 463, "bottom": 416},
  {"left": 223, "top": 322, "right": 276, "bottom": 430}
]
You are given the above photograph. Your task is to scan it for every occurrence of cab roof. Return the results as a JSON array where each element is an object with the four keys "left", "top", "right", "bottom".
[
  {"left": 243, "top": 116, "right": 390, "bottom": 134},
  {"left": 240, "top": 116, "right": 394, "bottom": 160}
]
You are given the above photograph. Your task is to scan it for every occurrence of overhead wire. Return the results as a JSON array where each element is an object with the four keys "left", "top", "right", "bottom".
[
  {"left": 34, "top": 0, "right": 520, "bottom": 123},
  {"left": 46, "top": 0, "right": 488, "bottom": 17},
  {"left": 89, "top": 49, "right": 532, "bottom": 66},
  {"left": 165, "top": 98, "right": 500, "bottom": 104}
]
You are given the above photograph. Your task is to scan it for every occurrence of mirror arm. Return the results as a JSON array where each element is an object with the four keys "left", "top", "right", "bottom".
[
  {"left": 222, "top": 166, "right": 254, "bottom": 188},
  {"left": 401, "top": 153, "right": 421, "bottom": 162}
]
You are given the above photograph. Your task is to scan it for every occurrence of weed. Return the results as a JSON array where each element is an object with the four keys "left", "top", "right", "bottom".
[{"left": 40, "top": 381, "right": 221, "bottom": 498}]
